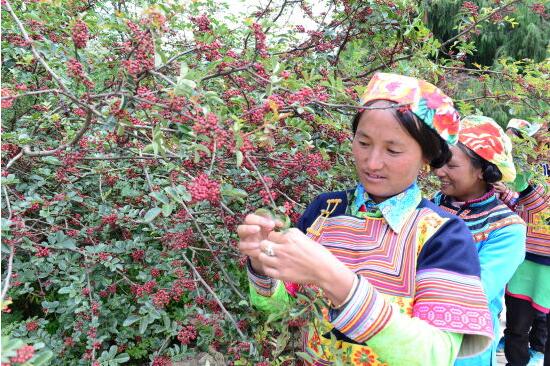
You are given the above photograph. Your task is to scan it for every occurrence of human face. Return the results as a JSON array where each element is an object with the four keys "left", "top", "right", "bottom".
[
  {"left": 352, "top": 102, "right": 425, "bottom": 203},
  {"left": 433, "top": 145, "right": 486, "bottom": 202}
]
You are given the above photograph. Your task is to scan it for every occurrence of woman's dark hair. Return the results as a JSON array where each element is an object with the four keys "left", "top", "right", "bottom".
[
  {"left": 456, "top": 142, "right": 503, "bottom": 183},
  {"left": 351, "top": 100, "right": 451, "bottom": 168},
  {"left": 507, "top": 127, "right": 524, "bottom": 139}
]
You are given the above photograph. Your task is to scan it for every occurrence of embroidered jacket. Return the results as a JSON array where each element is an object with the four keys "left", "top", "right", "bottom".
[
  {"left": 247, "top": 184, "right": 493, "bottom": 365},
  {"left": 499, "top": 184, "right": 549, "bottom": 264},
  {"left": 432, "top": 191, "right": 526, "bottom": 366}
]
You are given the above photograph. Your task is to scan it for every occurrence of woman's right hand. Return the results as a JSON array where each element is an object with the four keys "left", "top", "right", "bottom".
[
  {"left": 493, "top": 181, "right": 508, "bottom": 194},
  {"left": 236, "top": 213, "right": 281, "bottom": 275}
]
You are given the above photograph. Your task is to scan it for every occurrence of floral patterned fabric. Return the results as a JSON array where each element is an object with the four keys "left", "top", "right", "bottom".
[
  {"left": 360, "top": 73, "right": 460, "bottom": 144},
  {"left": 507, "top": 118, "right": 542, "bottom": 137},
  {"left": 459, "top": 115, "right": 516, "bottom": 183}
]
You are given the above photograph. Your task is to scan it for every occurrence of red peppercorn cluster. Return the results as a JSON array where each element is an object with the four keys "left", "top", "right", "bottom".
[
  {"left": 1, "top": 143, "right": 21, "bottom": 160},
  {"left": 532, "top": 3, "right": 547, "bottom": 16},
  {"left": 9, "top": 345, "right": 34, "bottom": 364},
  {"left": 131, "top": 280, "right": 156, "bottom": 298},
  {"left": 35, "top": 246, "right": 50, "bottom": 257},
  {"left": 195, "top": 40, "right": 223, "bottom": 61},
  {"left": 3, "top": 34, "right": 31, "bottom": 47},
  {"left": 461, "top": 1, "right": 479, "bottom": 16},
  {"left": 186, "top": 173, "right": 220, "bottom": 204},
  {"left": 71, "top": 19, "right": 89, "bottom": 49},
  {"left": 25, "top": 320, "right": 38, "bottom": 332},
  {"left": 192, "top": 113, "right": 222, "bottom": 136},
  {"left": 66, "top": 59, "right": 94, "bottom": 89},
  {"left": 177, "top": 325, "right": 197, "bottom": 345},
  {"left": 152, "top": 356, "right": 173, "bottom": 366},
  {"left": 153, "top": 289, "right": 170, "bottom": 308},
  {"left": 191, "top": 14, "right": 211, "bottom": 32},
  {"left": 161, "top": 228, "right": 194, "bottom": 250},
  {"left": 1, "top": 88, "right": 15, "bottom": 108},
  {"left": 131, "top": 249, "right": 145, "bottom": 262},
  {"left": 100, "top": 213, "right": 117, "bottom": 226},
  {"left": 251, "top": 23, "right": 267, "bottom": 58},
  {"left": 171, "top": 278, "right": 195, "bottom": 300},
  {"left": 121, "top": 21, "right": 154, "bottom": 77},
  {"left": 136, "top": 86, "right": 158, "bottom": 109}
]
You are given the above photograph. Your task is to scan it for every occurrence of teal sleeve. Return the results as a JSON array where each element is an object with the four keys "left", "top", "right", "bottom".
[
  {"left": 249, "top": 280, "right": 292, "bottom": 313},
  {"left": 367, "top": 310, "right": 463, "bottom": 366},
  {"left": 478, "top": 224, "right": 526, "bottom": 301}
]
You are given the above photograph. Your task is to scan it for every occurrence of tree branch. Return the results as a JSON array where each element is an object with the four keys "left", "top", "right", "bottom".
[
  {"left": 440, "top": 0, "right": 523, "bottom": 49},
  {"left": 181, "top": 252, "right": 245, "bottom": 339},
  {"left": 342, "top": 54, "right": 413, "bottom": 81},
  {"left": 3, "top": 0, "right": 103, "bottom": 118},
  {"left": 1, "top": 186, "right": 17, "bottom": 303},
  {"left": 439, "top": 65, "right": 503, "bottom": 74},
  {"left": 201, "top": 65, "right": 252, "bottom": 82},
  {"left": 0, "top": 244, "right": 16, "bottom": 304},
  {"left": 5, "top": 151, "right": 23, "bottom": 170},
  {"left": 154, "top": 48, "right": 196, "bottom": 72},
  {"left": 180, "top": 202, "right": 246, "bottom": 301},
  {"left": 245, "top": 154, "right": 277, "bottom": 209},
  {"left": 21, "top": 110, "right": 94, "bottom": 157},
  {"left": 0, "top": 88, "right": 61, "bottom": 100}
]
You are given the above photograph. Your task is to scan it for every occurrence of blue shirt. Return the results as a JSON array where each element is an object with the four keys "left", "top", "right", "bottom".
[{"left": 433, "top": 192, "right": 526, "bottom": 366}]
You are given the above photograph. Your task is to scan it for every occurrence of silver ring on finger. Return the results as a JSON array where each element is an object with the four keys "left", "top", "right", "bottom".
[{"left": 264, "top": 242, "right": 275, "bottom": 257}]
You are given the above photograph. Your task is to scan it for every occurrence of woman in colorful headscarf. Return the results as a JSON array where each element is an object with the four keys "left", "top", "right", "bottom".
[
  {"left": 237, "top": 73, "right": 493, "bottom": 365},
  {"left": 494, "top": 119, "right": 549, "bottom": 366},
  {"left": 432, "top": 115, "right": 527, "bottom": 365}
]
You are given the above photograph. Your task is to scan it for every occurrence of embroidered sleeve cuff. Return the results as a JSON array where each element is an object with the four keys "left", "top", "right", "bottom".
[
  {"left": 328, "top": 275, "right": 393, "bottom": 343},
  {"left": 500, "top": 188, "right": 519, "bottom": 208},
  {"left": 247, "top": 258, "right": 279, "bottom": 297}
]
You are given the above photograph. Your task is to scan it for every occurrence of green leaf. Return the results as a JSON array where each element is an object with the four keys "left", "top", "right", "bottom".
[
  {"left": 30, "top": 350, "right": 54, "bottom": 366},
  {"left": 112, "top": 352, "right": 130, "bottom": 363},
  {"left": 162, "top": 203, "right": 174, "bottom": 217},
  {"left": 41, "top": 300, "right": 59, "bottom": 310},
  {"left": 221, "top": 186, "right": 248, "bottom": 199},
  {"left": 162, "top": 313, "right": 170, "bottom": 330},
  {"left": 236, "top": 150, "right": 243, "bottom": 167},
  {"left": 194, "top": 143, "right": 211, "bottom": 157},
  {"left": 143, "top": 207, "right": 162, "bottom": 223},
  {"left": 164, "top": 186, "right": 191, "bottom": 203},
  {"left": 58, "top": 286, "right": 72, "bottom": 294},
  {"left": 58, "top": 238, "right": 77, "bottom": 250},
  {"left": 1, "top": 336, "right": 25, "bottom": 359},
  {"left": 174, "top": 79, "right": 196, "bottom": 96},
  {"left": 296, "top": 352, "right": 313, "bottom": 363},
  {"left": 138, "top": 317, "right": 149, "bottom": 334},
  {"left": 179, "top": 62, "right": 189, "bottom": 79},
  {"left": 176, "top": 186, "right": 192, "bottom": 202},
  {"left": 143, "top": 143, "right": 155, "bottom": 153},
  {"left": 149, "top": 191, "right": 170, "bottom": 205},
  {"left": 122, "top": 315, "right": 141, "bottom": 327},
  {"left": 108, "top": 345, "right": 118, "bottom": 357}
]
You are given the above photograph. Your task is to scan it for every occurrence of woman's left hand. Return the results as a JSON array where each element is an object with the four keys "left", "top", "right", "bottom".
[{"left": 257, "top": 229, "right": 351, "bottom": 288}]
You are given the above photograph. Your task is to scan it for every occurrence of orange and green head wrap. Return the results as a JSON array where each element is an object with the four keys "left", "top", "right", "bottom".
[
  {"left": 360, "top": 73, "right": 460, "bottom": 144},
  {"left": 459, "top": 115, "right": 516, "bottom": 183},
  {"left": 507, "top": 118, "right": 542, "bottom": 137}
]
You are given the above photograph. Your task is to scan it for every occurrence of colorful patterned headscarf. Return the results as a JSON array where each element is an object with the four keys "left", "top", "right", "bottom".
[
  {"left": 360, "top": 73, "right": 460, "bottom": 144},
  {"left": 507, "top": 118, "right": 542, "bottom": 137},
  {"left": 459, "top": 115, "right": 516, "bottom": 183}
]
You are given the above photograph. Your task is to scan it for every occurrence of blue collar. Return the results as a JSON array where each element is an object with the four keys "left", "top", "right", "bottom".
[{"left": 352, "top": 182, "right": 422, "bottom": 233}]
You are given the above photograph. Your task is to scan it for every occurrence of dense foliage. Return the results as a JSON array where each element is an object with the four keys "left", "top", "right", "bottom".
[
  {"left": 426, "top": 0, "right": 549, "bottom": 65},
  {"left": 1, "top": 0, "right": 548, "bottom": 365}
]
